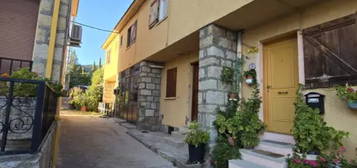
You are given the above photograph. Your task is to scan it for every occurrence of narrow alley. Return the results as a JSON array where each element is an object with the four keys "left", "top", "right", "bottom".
[{"left": 56, "top": 111, "right": 174, "bottom": 168}]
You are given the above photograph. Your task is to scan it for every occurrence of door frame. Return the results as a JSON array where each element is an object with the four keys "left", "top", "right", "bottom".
[
  {"left": 191, "top": 61, "right": 199, "bottom": 121},
  {"left": 262, "top": 33, "right": 300, "bottom": 134}
]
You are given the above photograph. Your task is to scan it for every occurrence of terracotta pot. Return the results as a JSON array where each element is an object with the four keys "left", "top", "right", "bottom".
[
  {"left": 80, "top": 106, "right": 87, "bottom": 112},
  {"left": 228, "top": 92, "right": 238, "bottom": 99}
]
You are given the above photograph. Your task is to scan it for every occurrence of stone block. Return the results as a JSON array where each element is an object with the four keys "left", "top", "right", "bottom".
[
  {"left": 199, "top": 35, "right": 213, "bottom": 49},
  {"left": 206, "top": 46, "right": 224, "bottom": 57},
  {"left": 205, "top": 91, "right": 225, "bottom": 105},
  {"left": 198, "top": 104, "right": 218, "bottom": 114},
  {"left": 139, "top": 83, "right": 146, "bottom": 89},
  {"left": 141, "top": 66, "right": 150, "bottom": 72},
  {"left": 151, "top": 68, "right": 161, "bottom": 74},
  {"left": 207, "top": 66, "right": 222, "bottom": 79},
  {"left": 211, "top": 25, "right": 226, "bottom": 37},
  {"left": 145, "top": 109, "right": 155, "bottom": 117},
  {"left": 146, "top": 84, "right": 155, "bottom": 90},
  {"left": 141, "top": 77, "right": 151, "bottom": 83},
  {"left": 199, "top": 67, "right": 206, "bottom": 79},
  {"left": 225, "top": 50, "right": 237, "bottom": 60},
  {"left": 152, "top": 90, "right": 160, "bottom": 97},
  {"left": 199, "top": 79, "right": 218, "bottom": 90},
  {"left": 200, "top": 56, "right": 220, "bottom": 67},
  {"left": 140, "top": 90, "right": 151, "bottom": 96}
]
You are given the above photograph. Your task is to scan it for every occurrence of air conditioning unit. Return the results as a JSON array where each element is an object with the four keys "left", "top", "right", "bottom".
[{"left": 69, "top": 24, "right": 82, "bottom": 47}]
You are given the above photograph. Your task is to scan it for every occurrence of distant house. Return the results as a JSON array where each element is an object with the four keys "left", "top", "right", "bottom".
[{"left": 103, "top": 0, "right": 357, "bottom": 166}]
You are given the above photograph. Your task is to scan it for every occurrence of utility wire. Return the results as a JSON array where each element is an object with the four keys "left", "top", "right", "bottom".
[{"left": 72, "top": 21, "right": 119, "bottom": 33}]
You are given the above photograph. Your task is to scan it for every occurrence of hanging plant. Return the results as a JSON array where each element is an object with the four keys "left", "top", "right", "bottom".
[
  {"left": 336, "top": 85, "right": 357, "bottom": 110},
  {"left": 243, "top": 69, "right": 257, "bottom": 86},
  {"left": 221, "top": 66, "right": 234, "bottom": 85}
]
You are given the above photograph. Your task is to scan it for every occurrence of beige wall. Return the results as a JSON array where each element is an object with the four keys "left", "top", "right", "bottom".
[
  {"left": 116, "top": 0, "right": 253, "bottom": 72},
  {"left": 118, "top": 0, "right": 169, "bottom": 72},
  {"left": 241, "top": 0, "right": 357, "bottom": 159},
  {"left": 167, "top": 0, "right": 252, "bottom": 45},
  {"left": 160, "top": 53, "right": 198, "bottom": 128}
]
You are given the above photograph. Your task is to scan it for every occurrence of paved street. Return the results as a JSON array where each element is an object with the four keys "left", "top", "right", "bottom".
[{"left": 56, "top": 111, "right": 174, "bottom": 168}]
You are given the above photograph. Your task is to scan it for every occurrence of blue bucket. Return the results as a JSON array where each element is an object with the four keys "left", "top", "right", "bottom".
[{"left": 347, "top": 100, "right": 357, "bottom": 110}]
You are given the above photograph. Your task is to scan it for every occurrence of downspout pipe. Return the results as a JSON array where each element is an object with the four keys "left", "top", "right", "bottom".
[
  {"left": 45, "top": 0, "right": 61, "bottom": 79},
  {"left": 237, "top": 31, "right": 243, "bottom": 98}
]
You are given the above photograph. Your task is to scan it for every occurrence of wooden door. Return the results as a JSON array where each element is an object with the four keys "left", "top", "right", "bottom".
[
  {"left": 264, "top": 36, "right": 298, "bottom": 134},
  {"left": 191, "top": 62, "right": 199, "bottom": 121}
]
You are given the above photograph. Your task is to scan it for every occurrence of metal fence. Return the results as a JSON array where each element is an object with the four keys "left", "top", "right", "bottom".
[
  {"left": 0, "top": 57, "right": 33, "bottom": 75},
  {"left": 0, "top": 77, "right": 58, "bottom": 155}
]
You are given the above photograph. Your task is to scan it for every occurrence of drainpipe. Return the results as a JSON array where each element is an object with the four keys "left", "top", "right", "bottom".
[
  {"left": 237, "top": 32, "right": 243, "bottom": 98},
  {"left": 45, "top": 0, "right": 61, "bottom": 79}
]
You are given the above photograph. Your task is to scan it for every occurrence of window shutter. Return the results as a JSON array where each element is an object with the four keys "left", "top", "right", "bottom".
[
  {"left": 149, "top": 0, "right": 159, "bottom": 28},
  {"left": 303, "top": 14, "right": 357, "bottom": 88},
  {"left": 166, "top": 68, "right": 177, "bottom": 97}
]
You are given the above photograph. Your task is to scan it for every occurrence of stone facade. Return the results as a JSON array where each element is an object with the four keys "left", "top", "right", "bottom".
[
  {"left": 198, "top": 24, "right": 238, "bottom": 145},
  {"left": 32, "top": 0, "right": 71, "bottom": 82},
  {"left": 137, "top": 61, "right": 163, "bottom": 131}
]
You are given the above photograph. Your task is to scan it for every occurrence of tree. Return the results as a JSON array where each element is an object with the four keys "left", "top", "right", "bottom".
[{"left": 67, "top": 50, "right": 91, "bottom": 88}]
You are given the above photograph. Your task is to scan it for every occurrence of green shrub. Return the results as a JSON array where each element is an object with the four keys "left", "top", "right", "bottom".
[{"left": 292, "top": 85, "right": 349, "bottom": 154}]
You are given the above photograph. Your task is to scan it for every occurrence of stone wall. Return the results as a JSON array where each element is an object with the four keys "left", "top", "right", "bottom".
[
  {"left": 32, "top": 0, "right": 71, "bottom": 82},
  {"left": 0, "top": 122, "right": 57, "bottom": 168},
  {"left": 137, "top": 61, "right": 163, "bottom": 131},
  {"left": 198, "top": 24, "right": 238, "bottom": 145}
]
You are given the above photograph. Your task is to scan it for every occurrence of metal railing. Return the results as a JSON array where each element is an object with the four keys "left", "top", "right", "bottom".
[
  {"left": 0, "top": 57, "right": 33, "bottom": 75},
  {"left": 0, "top": 77, "right": 58, "bottom": 155}
]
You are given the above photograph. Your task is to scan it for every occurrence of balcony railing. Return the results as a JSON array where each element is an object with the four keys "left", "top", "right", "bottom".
[
  {"left": 0, "top": 77, "right": 58, "bottom": 155},
  {"left": 0, "top": 57, "right": 33, "bottom": 75}
]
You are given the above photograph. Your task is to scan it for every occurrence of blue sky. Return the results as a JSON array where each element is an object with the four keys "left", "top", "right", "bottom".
[{"left": 74, "top": 0, "right": 133, "bottom": 65}]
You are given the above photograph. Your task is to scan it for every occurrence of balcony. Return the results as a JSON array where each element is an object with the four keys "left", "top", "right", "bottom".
[{"left": 0, "top": 77, "right": 58, "bottom": 155}]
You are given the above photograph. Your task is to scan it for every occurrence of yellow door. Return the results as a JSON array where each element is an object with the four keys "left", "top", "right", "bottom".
[{"left": 263, "top": 36, "right": 298, "bottom": 134}]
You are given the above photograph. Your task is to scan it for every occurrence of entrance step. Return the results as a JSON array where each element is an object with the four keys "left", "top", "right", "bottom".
[
  {"left": 255, "top": 140, "right": 293, "bottom": 156},
  {"left": 261, "top": 132, "right": 295, "bottom": 144},
  {"left": 229, "top": 160, "right": 270, "bottom": 168},
  {"left": 240, "top": 149, "right": 287, "bottom": 168}
]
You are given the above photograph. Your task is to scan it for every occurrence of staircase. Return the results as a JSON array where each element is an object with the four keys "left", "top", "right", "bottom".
[{"left": 229, "top": 132, "right": 294, "bottom": 168}]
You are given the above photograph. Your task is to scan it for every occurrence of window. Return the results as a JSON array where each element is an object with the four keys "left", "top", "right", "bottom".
[
  {"left": 166, "top": 68, "right": 177, "bottom": 97},
  {"left": 158, "top": 0, "right": 168, "bottom": 21},
  {"left": 127, "top": 21, "right": 137, "bottom": 47},
  {"left": 106, "top": 49, "right": 111, "bottom": 64},
  {"left": 303, "top": 14, "right": 357, "bottom": 88},
  {"left": 149, "top": 0, "right": 159, "bottom": 28},
  {"left": 149, "top": 0, "right": 168, "bottom": 28}
]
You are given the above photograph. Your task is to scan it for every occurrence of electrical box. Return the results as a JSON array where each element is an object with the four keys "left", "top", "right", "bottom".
[{"left": 305, "top": 92, "right": 325, "bottom": 115}]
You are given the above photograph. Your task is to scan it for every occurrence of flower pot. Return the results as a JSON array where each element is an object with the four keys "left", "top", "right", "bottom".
[
  {"left": 188, "top": 144, "right": 206, "bottom": 164},
  {"left": 245, "top": 75, "right": 254, "bottom": 85},
  {"left": 228, "top": 92, "right": 238, "bottom": 101},
  {"left": 80, "top": 106, "right": 87, "bottom": 112},
  {"left": 347, "top": 100, "right": 357, "bottom": 110}
]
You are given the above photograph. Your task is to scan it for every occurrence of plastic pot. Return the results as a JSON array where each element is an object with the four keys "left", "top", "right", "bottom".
[
  {"left": 188, "top": 144, "right": 206, "bottom": 164},
  {"left": 347, "top": 100, "right": 357, "bottom": 110}
]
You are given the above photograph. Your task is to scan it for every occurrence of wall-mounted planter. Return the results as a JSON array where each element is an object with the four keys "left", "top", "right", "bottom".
[{"left": 347, "top": 100, "right": 357, "bottom": 110}]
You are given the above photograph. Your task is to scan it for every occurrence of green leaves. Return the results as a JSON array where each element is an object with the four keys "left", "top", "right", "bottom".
[
  {"left": 184, "top": 122, "right": 210, "bottom": 147},
  {"left": 292, "top": 86, "right": 349, "bottom": 154}
]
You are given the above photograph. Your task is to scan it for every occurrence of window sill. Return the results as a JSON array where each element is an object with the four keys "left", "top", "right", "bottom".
[{"left": 164, "top": 97, "right": 177, "bottom": 100}]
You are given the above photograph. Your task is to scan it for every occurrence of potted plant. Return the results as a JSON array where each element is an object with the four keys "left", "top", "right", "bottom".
[
  {"left": 184, "top": 122, "right": 210, "bottom": 164},
  {"left": 243, "top": 69, "right": 257, "bottom": 86},
  {"left": 336, "top": 85, "right": 357, "bottom": 110}
]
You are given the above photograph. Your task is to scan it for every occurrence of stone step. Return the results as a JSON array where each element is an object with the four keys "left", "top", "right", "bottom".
[
  {"left": 240, "top": 149, "right": 287, "bottom": 168},
  {"left": 261, "top": 132, "right": 295, "bottom": 145},
  {"left": 229, "top": 160, "right": 271, "bottom": 168},
  {"left": 255, "top": 140, "right": 293, "bottom": 156}
]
